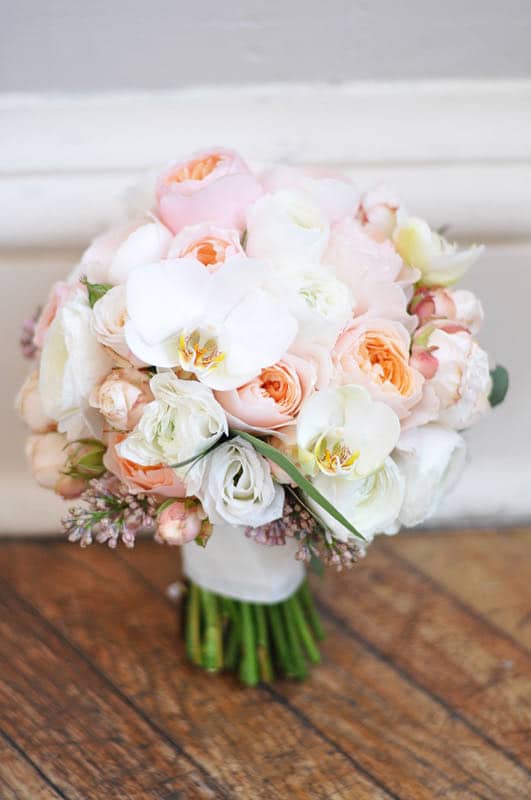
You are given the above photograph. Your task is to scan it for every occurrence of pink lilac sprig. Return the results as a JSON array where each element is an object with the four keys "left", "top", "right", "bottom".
[
  {"left": 20, "top": 308, "right": 41, "bottom": 359},
  {"left": 245, "top": 489, "right": 363, "bottom": 571},
  {"left": 62, "top": 472, "right": 158, "bottom": 549}
]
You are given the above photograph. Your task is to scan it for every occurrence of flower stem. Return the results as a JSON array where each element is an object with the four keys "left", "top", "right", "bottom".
[
  {"left": 200, "top": 588, "right": 223, "bottom": 672},
  {"left": 282, "top": 599, "right": 308, "bottom": 680},
  {"left": 185, "top": 583, "right": 202, "bottom": 666},
  {"left": 267, "top": 603, "right": 294, "bottom": 677},
  {"left": 288, "top": 594, "right": 321, "bottom": 664},
  {"left": 298, "top": 579, "right": 325, "bottom": 640},
  {"left": 224, "top": 600, "right": 241, "bottom": 670},
  {"left": 239, "top": 602, "right": 259, "bottom": 686},
  {"left": 253, "top": 603, "right": 273, "bottom": 683}
]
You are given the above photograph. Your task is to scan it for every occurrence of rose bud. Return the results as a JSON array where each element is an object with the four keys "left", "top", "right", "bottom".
[
  {"left": 15, "top": 370, "right": 56, "bottom": 433},
  {"left": 90, "top": 368, "right": 152, "bottom": 431},
  {"left": 25, "top": 432, "right": 86, "bottom": 499},
  {"left": 156, "top": 500, "right": 212, "bottom": 546}
]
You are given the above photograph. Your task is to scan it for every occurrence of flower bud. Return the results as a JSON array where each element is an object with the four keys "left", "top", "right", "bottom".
[
  {"left": 156, "top": 500, "right": 211, "bottom": 546},
  {"left": 16, "top": 370, "right": 55, "bottom": 433}
]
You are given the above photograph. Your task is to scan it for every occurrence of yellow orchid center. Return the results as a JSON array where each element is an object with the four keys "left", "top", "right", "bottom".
[{"left": 178, "top": 330, "right": 225, "bottom": 374}]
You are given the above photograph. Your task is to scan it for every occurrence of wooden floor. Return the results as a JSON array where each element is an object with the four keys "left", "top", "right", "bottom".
[{"left": 0, "top": 529, "right": 529, "bottom": 800}]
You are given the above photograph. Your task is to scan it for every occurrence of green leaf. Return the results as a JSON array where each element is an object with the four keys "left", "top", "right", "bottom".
[
  {"left": 489, "top": 365, "right": 509, "bottom": 407},
  {"left": 81, "top": 276, "right": 113, "bottom": 308},
  {"left": 169, "top": 437, "right": 227, "bottom": 471},
  {"left": 233, "top": 430, "right": 365, "bottom": 541}
]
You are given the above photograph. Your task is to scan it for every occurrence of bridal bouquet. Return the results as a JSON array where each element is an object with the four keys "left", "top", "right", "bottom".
[{"left": 17, "top": 148, "right": 507, "bottom": 685}]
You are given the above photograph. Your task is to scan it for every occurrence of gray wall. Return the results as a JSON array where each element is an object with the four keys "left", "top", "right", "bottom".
[{"left": 2, "top": 0, "right": 531, "bottom": 92}]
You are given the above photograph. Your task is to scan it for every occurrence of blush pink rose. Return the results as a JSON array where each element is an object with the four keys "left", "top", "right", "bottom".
[
  {"left": 33, "top": 281, "right": 72, "bottom": 349},
  {"left": 89, "top": 368, "right": 152, "bottom": 432},
  {"left": 104, "top": 434, "right": 186, "bottom": 497},
  {"left": 215, "top": 353, "right": 317, "bottom": 431},
  {"left": 16, "top": 370, "right": 56, "bottom": 433},
  {"left": 333, "top": 318, "right": 426, "bottom": 420},
  {"left": 167, "top": 223, "right": 244, "bottom": 273},
  {"left": 157, "top": 148, "right": 263, "bottom": 233},
  {"left": 156, "top": 500, "right": 211, "bottom": 545}
]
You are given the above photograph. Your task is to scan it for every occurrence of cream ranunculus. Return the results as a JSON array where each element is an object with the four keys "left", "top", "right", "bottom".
[
  {"left": 245, "top": 189, "right": 330, "bottom": 269},
  {"left": 393, "top": 217, "right": 484, "bottom": 287},
  {"left": 117, "top": 371, "right": 228, "bottom": 468},
  {"left": 309, "top": 457, "right": 405, "bottom": 542},
  {"left": 16, "top": 370, "right": 55, "bottom": 433},
  {"left": 39, "top": 289, "right": 113, "bottom": 440},
  {"left": 187, "top": 437, "right": 285, "bottom": 527},
  {"left": 125, "top": 256, "right": 298, "bottom": 390},
  {"left": 296, "top": 384, "right": 400, "bottom": 479},
  {"left": 394, "top": 424, "right": 466, "bottom": 526}
]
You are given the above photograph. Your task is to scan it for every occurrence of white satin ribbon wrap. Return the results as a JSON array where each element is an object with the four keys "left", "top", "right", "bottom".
[{"left": 182, "top": 523, "right": 305, "bottom": 603}]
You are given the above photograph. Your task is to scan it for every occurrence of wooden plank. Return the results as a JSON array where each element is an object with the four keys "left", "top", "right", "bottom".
[
  {"left": 312, "top": 540, "right": 531, "bottom": 773},
  {"left": 0, "top": 577, "right": 225, "bottom": 800},
  {"left": 0, "top": 732, "right": 63, "bottom": 800},
  {"left": 0, "top": 542, "right": 391, "bottom": 800},
  {"left": 120, "top": 540, "right": 531, "bottom": 800},
  {"left": 382, "top": 529, "right": 531, "bottom": 649}
]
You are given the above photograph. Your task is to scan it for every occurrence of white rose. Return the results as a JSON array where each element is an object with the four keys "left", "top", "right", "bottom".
[
  {"left": 245, "top": 189, "right": 329, "bottom": 268},
  {"left": 394, "top": 424, "right": 466, "bottom": 526},
  {"left": 309, "top": 457, "right": 405, "bottom": 543},
  {"left": 187, "top": 437, "right": 285, "bottom": 527},
  {"left": 117, "top": 371, "right": 228, "bottom": 467},
  {"left": 16, "top": 370, "right": 55, "bottom": 433},
  {"left": 39, "top": 289, "right": 113, "bottom": 440},
  {"left": 297, "top": 384, "right": 400, "bottom": 479},
  {"left": 393, "top": 216, "right": 483, "bottom": 287},
  {"left": 427, "top": 326, "right": 491, "bottom": 429}
]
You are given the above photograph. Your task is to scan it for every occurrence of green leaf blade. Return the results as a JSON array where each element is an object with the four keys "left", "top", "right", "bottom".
[
  {"left": 233, "top": 430, "right": 365, "bottom": 542},
  {"left": 81, "top": 276, "right": 113, "bottom": 308},
  {"left": 489, "top": 365, "right": 509, "bottom": 408}
]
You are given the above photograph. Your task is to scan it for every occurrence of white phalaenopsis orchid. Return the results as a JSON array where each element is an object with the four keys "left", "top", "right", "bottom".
[
  {"left": 125, "top": 256, "right": 298, "bottom": 390},
  {"left": 187, "top": 437, "right": 285, "bottom": 527},
  {"left": 309, "top": 457, "right": 405, "bottom": 542},
  {"left": 39, "top": 289, "right": 112, "bottom": 440},
  {"left": 394, "top": 424, "right": 466, "bottom": 526},
  {"left": 117, "top": 371, "right": 228, "bottom": 468},
  {"left": 245, "top": 189, "right": 330, "bottom": 268},
  {"left": 296, "top": 385, "right": 400, "bottom": 479},
  {"left": 393, "top": 217, "right": 483, "bottom": 287}
]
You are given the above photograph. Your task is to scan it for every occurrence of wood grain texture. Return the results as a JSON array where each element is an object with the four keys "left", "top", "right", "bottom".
[{"left": 0, "top": 529, "right": 530, "bottom": 800}]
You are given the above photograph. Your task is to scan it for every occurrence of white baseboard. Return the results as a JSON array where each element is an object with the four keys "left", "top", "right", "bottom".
[{"left": 1, "top": 80, "right": 531, "bottom": 248}]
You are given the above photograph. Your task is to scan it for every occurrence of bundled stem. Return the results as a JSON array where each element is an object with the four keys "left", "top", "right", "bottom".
[{"left": 182, "top": 578, "right": 324, "bottom": 685}]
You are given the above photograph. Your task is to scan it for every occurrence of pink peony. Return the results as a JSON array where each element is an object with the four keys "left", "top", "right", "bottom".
[
  {"left": 167, "top": 223, "right": 244, "bottom": 273},
  {"left": 157, "top": 148, "right": 263, "bottom": 233}
]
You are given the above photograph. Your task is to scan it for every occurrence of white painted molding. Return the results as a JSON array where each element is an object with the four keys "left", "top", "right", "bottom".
[{"left": 1, "top": 80, "right": 531, "bottom": 248}]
